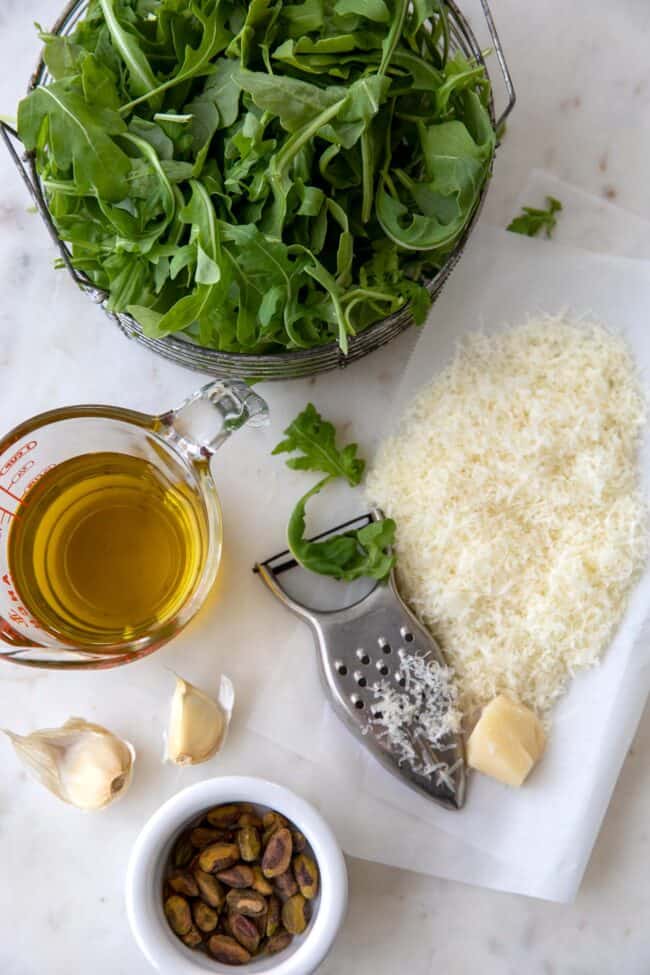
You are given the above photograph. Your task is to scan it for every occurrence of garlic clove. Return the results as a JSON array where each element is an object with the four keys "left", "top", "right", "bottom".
[
  {"left": 166, "top": 674, "right": 234, "bottom": 766},
  {"left": 3, "top": 717, "right": 135, "bottom": 811}
]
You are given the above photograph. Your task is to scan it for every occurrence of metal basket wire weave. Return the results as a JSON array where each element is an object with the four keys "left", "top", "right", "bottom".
[{"left": 1, "top": 0, "right": 515, "bottom": 380}]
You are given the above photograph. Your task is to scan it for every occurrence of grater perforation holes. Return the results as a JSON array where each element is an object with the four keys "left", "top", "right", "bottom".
[
  {"left": 350, "top": 694, "right": 365, "bottom": 710},
  {"left": 400, "top": 626, "right": 414, "bottom": 643},
  {"left": 356, "top": 649, "right": 370, "bottom": 665},
  {"left": 354, "top": 671, "right": 367, "bottom": 687},
  {"left": 336, "top": 661, "right": 348, "bottom": 676}
]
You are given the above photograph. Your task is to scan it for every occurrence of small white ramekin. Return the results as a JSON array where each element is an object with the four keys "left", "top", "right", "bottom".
[{"left": 125, "top": 777, "right": 348, "bottom": 975}]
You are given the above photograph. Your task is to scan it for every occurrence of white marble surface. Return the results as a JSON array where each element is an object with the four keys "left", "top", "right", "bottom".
[{"left": 1, "top": 1, "right": 650, "bottom": 972}]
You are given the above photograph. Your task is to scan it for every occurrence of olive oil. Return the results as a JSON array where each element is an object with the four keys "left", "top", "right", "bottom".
[{"left": 8, "top": 452, "right": 206, "bottom": 644}]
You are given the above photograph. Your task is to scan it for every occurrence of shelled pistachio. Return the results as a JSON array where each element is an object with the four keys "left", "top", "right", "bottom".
[{"left": 162, "top": 802, "right": 321, "bottom": 965}]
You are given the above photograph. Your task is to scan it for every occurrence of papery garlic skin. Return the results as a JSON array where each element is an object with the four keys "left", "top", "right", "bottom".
[
  {"left": 3, "top": 717, "right": 135, "bottom": 810},
  {"left": 166, "top": 674, "right": 234, "bottom": 766}
]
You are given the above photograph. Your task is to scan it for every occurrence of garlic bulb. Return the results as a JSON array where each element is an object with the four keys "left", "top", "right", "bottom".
[
  {"left": 166, "top": 673, "right": 234, "bottom": 766},
  {"left": 3, "top": 717, "right": 135, "bottom": 810}
]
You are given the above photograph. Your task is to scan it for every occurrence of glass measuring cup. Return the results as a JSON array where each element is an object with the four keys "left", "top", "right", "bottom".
[{"left": 0, "top": 380, "right": 268, "bottom": 670}]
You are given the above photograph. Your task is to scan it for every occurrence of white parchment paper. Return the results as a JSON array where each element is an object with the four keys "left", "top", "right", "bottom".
[
  {"left": 246, "top": 183, "right": 650, "bottom": 901},
  {"left": 371, "top": 221, "right": 650, "bottom": 891}
]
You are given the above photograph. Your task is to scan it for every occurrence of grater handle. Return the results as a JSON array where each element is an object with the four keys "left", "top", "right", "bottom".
[{"left": 255, "top": 563, "right": 324, "bottom": 628}]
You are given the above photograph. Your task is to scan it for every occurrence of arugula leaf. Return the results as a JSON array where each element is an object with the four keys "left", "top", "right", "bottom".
[
  {"left": 120, "top": 1, "right": 231, "bottom": 114},
  {"left": 282, "top": 0, "right": 325, "bottom": 34},
  {"left": 288, "top": 477, "right": 396, "bottom": 581},
  {"left": 274, "top": 404, "right": 395, "bottom": 581},
  {"left": 41, "top": 33, "right": 83, "bottom": 80},
  {"left": 377, "top": 95, "right": 495, "bottom": 252},
  {"left": 273, "top": 403, "right": 365, "bottom": 484},
  {"left": 334, "top": 0, "right": 390, "bottom": 22},
  {"left": 507, "top": 196, "right": 563, "bottom": 239},
  {"left": 21, "top": 0, "right": 495, "bottom": 354},
  {"left": 98, "top": 0, "right": 158, "bottom": 98},
  {"left": 237, "top": 70, "right": 343, "bottom": 132},
  {"left": 17, "top": 83, "right": 131, "bottom": 201}
]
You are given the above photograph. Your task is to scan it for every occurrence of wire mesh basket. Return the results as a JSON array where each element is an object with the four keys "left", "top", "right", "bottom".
[{"left": 1, "top": 0, "right": 514, "bottom": 381}]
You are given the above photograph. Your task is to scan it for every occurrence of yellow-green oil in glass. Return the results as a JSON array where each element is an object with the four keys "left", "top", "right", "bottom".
[{"left": 8, "top": 452, "right": 206, "bottom": 644}]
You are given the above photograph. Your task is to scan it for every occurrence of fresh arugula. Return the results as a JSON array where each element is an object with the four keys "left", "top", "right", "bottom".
[
  {"left": 274, "top": 405, "right": 395, "bottom": 582},
  {"left": 507, "top": 196, "right": 563, "bottom": 239},
  {"left": 288, "top": 477, "right": 396, "bottom": 580},
  {"left": 18, "top": 0, "right": 495, "bottom": 354},
  {"left": 273, "top": 403, "right": 365, "bottom": 483}
]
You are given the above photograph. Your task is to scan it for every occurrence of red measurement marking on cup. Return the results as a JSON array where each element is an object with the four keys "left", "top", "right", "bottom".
[
  {"left": 1, "top": 573, "right": 39, "bottom": 629},
  {"left": 0, "top": 484, "right": 23, "bottom": 518},
  {"left": 23, "top": 464, "right": 55, "bottom": 495},
  {"left": 2, "top": 572, "right": 39, "bottom": 628},
  {"left": 2, "top": 573, "right": 19, "bottom": 603},
  {"left": 7, "top": 460, "right": 35, "bottom": 489},
  {"left": 0, "top": 440, "right": 37, "bottom": 478}
]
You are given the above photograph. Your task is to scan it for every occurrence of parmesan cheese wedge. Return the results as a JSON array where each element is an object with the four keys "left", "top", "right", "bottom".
[{"left": 467, "top": 694, "right": 546, "bottom": 787}]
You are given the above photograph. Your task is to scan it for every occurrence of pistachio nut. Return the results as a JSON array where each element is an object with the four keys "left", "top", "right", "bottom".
[
  {"left": 182, "top": 926, "right": 203, "bottom": 948},
  {"left": 237, "top": 811, "right": 263, "bottom": 828},
  {"left": 172, "top": 834, "right": 194, "bottom": 869},
  {"left": 293, "top": 853, "right": 319, "bottom": 900},
  {"left": 216, "top": 864, "right": 255, "bottom": 888},
  {"left": 193, "top": 900, "right": 219, "bottom": 934},
  {"left": 253, "top": 908, "right": 268, "bottom": 937},
  {"left": 225, "top": 888, "right": 268, "bottom": 917},
  {"left": 198, "top": 842, "right": 240, "bottom": 874},
  {"left": 164, "top": 803, "right": 319, "bottom": 964},
  {"left": 230, "top": 913, "right": 261, "bottom": 954},
  {"left": 263, "top": 811, "right": 288, "bottom": 832},
  {"left": 190, "top": 827, "right": 226, "bottom": 848},
  {"left": 168, "top": 869, "right": 199, "bottom": 898},
  {"left": 251, "top": 865, "right": 273, "bottom": 896},
  {"left": 193, "top": 869, "right": 225, "bottom": 909},
  {"left": 265, "top": 894, "right": 281, "bottom": 938},
  {"left": 291, "top": 829, "right": 308, "bottom": 854},
  {"left": 206, "top": 804, "right": 242, "bottom": 828},
  {"left": 238, "top": 826, "right": 262, "bottom": 863},
  {"left": 273, "top": 868, "right": 298, "bottom": 902},
  {"left": 266, "top": 930, "right": 293, "bottom": 955},
  {"left": 262, "top": 828, "right": 292, "bottom": 878},
  {"left": 207, "top": 934, "right": 251, "bottom": 965},
  {"left": 282, "top": 894, "right": 310, "bottom": 935},
  {"left": 164, "top": 895, "right": 192, "bottom": 937}
]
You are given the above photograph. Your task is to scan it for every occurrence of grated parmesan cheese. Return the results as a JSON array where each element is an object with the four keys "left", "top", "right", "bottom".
[
  {"left": 367, "top": 317, "right": 648, "bottom": 718},
  {"left": 371, "top": 650, "right": 461, "bottom": 785}
]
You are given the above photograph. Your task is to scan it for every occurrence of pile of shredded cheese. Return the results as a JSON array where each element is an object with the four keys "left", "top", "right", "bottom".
[
  {"left": 367, "top": 317, "right": 648, "bottom": 718},
  {"left": 372, "top": 650, "right": 461, "bottom": 785}
]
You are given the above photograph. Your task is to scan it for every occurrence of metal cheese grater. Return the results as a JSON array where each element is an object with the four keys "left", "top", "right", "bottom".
[{"left": 255, "top": 512, "right": 466, "bottom": 810}]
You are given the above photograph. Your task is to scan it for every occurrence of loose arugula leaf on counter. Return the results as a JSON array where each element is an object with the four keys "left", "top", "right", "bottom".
[
  {"left": 288, "top": 477, "right": 396, "bottom": 581},
  {"left": 17, "top": 0, "right": 495, "bottom": 354},
  {"left": 274, "top": 404, "right": 395, "bottom": 581},
  {"left": 507, "top": 196, "right": 563, "bottom": 239},
  {"left": 272, "top": 403, "right": 365, "bottom": 484}
]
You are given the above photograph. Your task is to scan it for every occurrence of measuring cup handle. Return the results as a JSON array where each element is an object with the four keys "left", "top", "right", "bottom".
[{"left": 157, "top": 380, "right": 269, "bottom": 460}]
